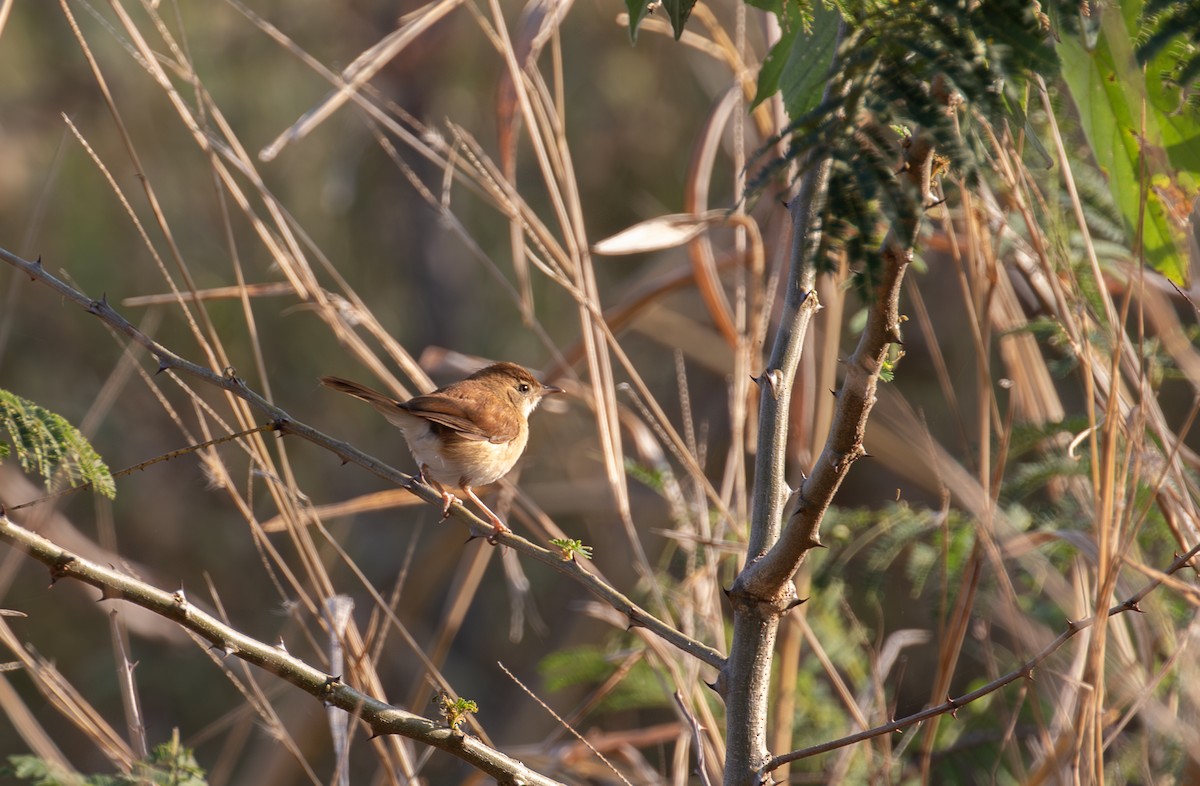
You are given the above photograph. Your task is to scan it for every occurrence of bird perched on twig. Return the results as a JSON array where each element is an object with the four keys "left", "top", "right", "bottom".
[{"left": 320, "top": 362, "right": 562, "bottom": 542}]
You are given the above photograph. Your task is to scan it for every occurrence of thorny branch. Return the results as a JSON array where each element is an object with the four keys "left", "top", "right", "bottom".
[
  {"left": 0, "top": 245, "right": 726, "bottom": 674},
  {"left": 761, "top": 540, "right": 1200, "bottom": 774},
  {"left": 721, "top": 128, "right": 936, "bottom": 786},
  {"left": 0, "top": 509, "right": 565, "bottom": 786}
]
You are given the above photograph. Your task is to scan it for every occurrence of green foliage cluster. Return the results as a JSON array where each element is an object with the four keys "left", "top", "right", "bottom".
[
  {"left": 1138, "top": 0, "right": 1200, "bottom": 96},
  {"left": 540, "top": 645, "right": 673, "bottom": 712},
  {"left": 756, "top": 0, "right": 1073, "bottom": 297},
  {"left": 824, "top": 503, "right": 976, "bottom": 597},
  {"left": 1060, "top": 0, "right": 1200, "bottom": 284},
  {"left": 0, "top": 389, "right": 115, "bottom": 500},
  {"left": 433, "top": 692, "right": 479, "bottom": 731},
  {"left": 3, "top": 733, "right": 206, "bottom": 786},
  {"left": 549, "top": 537, "right": 594, "bottom": 560}
]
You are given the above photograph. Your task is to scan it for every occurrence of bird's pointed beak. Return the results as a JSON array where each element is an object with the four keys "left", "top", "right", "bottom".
[{"left": 541, "top": 383, "right": 564, "bottom": 395}]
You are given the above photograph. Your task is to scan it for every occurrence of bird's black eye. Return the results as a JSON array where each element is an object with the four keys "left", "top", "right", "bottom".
[{"left": 518, "top": 383, "right": 531, "bottom": 393}]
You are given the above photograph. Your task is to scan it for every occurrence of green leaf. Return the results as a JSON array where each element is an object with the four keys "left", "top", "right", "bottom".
[
  {"left": 661, "top": 0, "right": 698, "bottom": 40},
  {"left": 753, "top": 24, "right": 800, "bottom": 109},
  {"left": 1001, "top": 89, "right": 1054, "bottom": 170},
  {"left": 135, "top": 732, "right": 207, "bottom": 786},
  {"left": 1059, "top": 0, "right": 1198, "bottom": 286},
  {"left": 0, "top": 389, "right": 116, "bottom": 499},
  {"left": 2, "top": 754, "right": 121, "bottom": 785},
  {"left": 4, "top": 733, "right": 208, "bottom": 786},
  {"left": 750, "top": 0, "right": 816, "bottom": 110},
  {"left": 778, "top": 0, "right": 839, "bottom": 120},
  {"left": 625, "top": 0, "right": 652, "bottom": 43}
]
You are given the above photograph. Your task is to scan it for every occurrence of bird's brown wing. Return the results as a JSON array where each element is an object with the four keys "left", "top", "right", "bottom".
[{"left": 399, "top": 392, "right": 519, "bottom": 444}]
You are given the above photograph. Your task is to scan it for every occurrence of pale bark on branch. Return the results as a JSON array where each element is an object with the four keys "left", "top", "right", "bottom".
[
  {"left": 721, "top": 133, "right": 936, "bottom": 786},
  {"left": 0, "top": 243, "right": 728, "bottom": 784},
  {"left": 0, "top": 510, "right": 565, "bottom": 786}
]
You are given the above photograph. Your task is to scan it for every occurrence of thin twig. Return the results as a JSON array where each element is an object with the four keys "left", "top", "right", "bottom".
[
  {"left": 761, "top": 540, "right": 1200, "bottom": 773},
  {"left": 496, "top": 661, "right": 633, "bottom": 786},
  {"left": 0, "top": 509, "right": 566, "bottom": 786},
  {"left": 673, "top": 690, "right": 714, "bottom": 786},
  {"left": 0, "top": 245, "right": 725, "bottom": 672},
  {"left": 7, "top": 423, "right": 279, "bottom": 512}
]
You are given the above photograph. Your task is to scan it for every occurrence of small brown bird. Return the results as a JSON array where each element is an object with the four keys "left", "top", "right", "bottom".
[{"left": 320, "top": 362, "right": 562, "bottom": 541}]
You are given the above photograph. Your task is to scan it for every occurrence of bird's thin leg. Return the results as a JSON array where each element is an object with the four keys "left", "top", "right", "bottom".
[
  {"left": 463, "top": 486, "right": 509, "bottom": 544},
  {"left": 420, "top": 465, "right": 457, "bottom": 521}
]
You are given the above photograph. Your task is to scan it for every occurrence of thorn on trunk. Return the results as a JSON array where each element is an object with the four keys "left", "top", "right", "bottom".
[
  {"left": 49, "top": 556, "right": 76, "bottom": 586},
  {"left": 784, "top": 597, "right": 809, "bottom": 613},
  {"left": 751, "top": 369, "right": 784, "bottom": 400}
]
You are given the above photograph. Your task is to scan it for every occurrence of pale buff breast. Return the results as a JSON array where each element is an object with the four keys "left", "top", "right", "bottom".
[{"left": 401, "top": 420, "right": 529, "bottom": 488}]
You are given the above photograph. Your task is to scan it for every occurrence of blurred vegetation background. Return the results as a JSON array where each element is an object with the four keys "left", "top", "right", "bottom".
[
  {"left": 0, "top": 0, "right": 1199, "bottom": 784},
  {"left": 0, "top": 2, "right": 763, "bottom": 782}
]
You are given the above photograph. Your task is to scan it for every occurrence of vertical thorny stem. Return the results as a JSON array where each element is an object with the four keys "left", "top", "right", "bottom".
[
  {"left": 722, "top": 128, "right": 936, "bottom": 785},
  {"left": 721, "top": 154, "right": 833, "bottom": 785}
]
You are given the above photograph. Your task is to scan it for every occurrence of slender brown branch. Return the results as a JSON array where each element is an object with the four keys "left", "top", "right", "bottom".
[
  {"left": 761, "top": 539, "right": 1200, "bottom": 774},
  {"left": 497, "top": 661, "right": 634, "bottom": 786},
  {"left": 0, "top": 510, "right": 566, "bottom": 786},
  {"left": 723, "top": 122, "right": 932, "bottom": 786},
  {"left": 737, "top": 133, "right": 935, "bottom": 598},
  {"left": 0, "top": 245, "right": 725, "bottom": 672},
  {"left": 719, "top": 156, "right": 830, "bottom": 786}
]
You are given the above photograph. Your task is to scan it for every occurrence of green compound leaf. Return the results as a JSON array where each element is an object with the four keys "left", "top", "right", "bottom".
[
  {"left": 0, "top": 389, "right": 115, "bottom": 499},
  {"left": 1060, "top": 0, "right": 1199, "bottom": 286},
  {"left": 3, "top": 731, "right": 208, "bottom": 785}
]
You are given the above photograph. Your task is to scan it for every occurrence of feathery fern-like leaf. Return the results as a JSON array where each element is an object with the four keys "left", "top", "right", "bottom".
[
  {"left": 0, "top": 389, "right": 115, "bottom": 499},
  {"left": 1138, "top": 0, "right": 1200, "bottom": 91},
  {"left": 752, "top": 0, "right": 1074, "bottom": 292}
]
